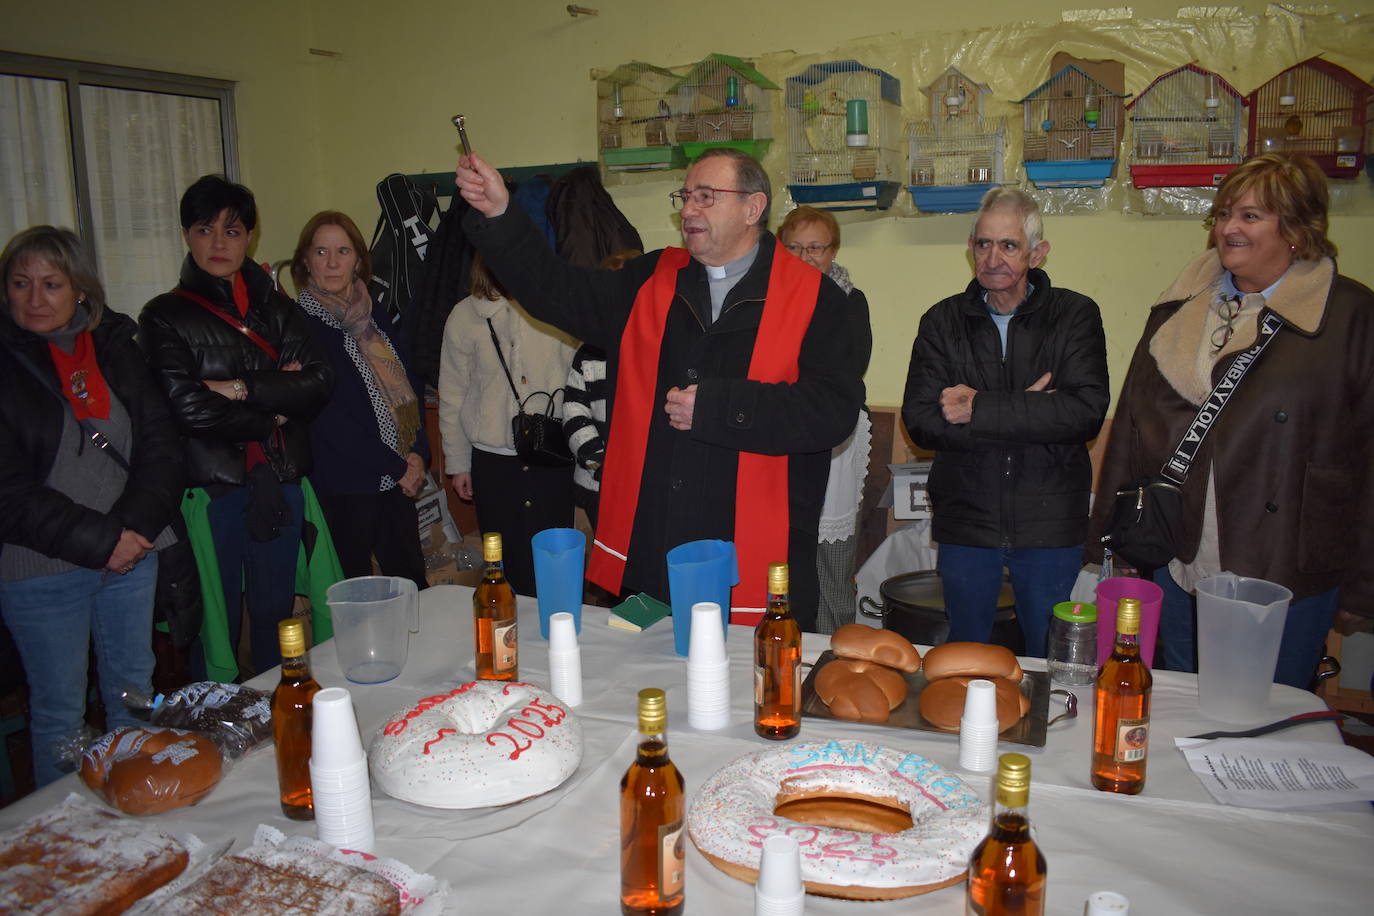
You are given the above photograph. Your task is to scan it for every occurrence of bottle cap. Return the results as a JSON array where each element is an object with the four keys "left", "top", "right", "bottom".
[
  {"left": 994, "top": 752, "right": 1031, "bottom": 808},
  {"left": 1116, "top": 598, "right": 1142, "bottom": 635},
  {"left": 482, "top": 532, "right": 503, "bottom": 563},
  {"left": 768, "top": 562, "right": 788, "bottom": 595},
  {"left": 637, "top": 687, "right": 667, "bottom": 735},
  {"left": 1052, "top": 600, "right": 1097, "bottom": 623},
  {"left": 278, "top": 618, "right": 306, "bottom": 657}
]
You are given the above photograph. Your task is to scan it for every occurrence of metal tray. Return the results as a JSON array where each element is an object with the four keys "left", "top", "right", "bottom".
[{"left": 800, "top": 650, "right": 1053, "bottom": 747}]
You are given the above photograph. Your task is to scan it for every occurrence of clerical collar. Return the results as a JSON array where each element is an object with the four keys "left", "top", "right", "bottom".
[
  {"left": 706, "top": 242, "right": 760, "bottom": 322},
  {"left": 982, "top": 281, "right": 1034, "bottom": 317}
]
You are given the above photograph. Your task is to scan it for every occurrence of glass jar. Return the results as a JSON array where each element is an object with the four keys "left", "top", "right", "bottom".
[{"left": 1047, "top": 601, "right": 1098, "bottom": 686}]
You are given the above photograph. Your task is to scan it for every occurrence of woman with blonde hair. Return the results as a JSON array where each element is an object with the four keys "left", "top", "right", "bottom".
[{"left": 1089, "top": 153, "right": 1374, "bottom": 688}]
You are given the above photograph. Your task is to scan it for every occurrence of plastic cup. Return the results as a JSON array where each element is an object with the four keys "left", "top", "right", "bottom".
[
  {"left": 1095, "top": 578, "right": 1163, "bottom": 668},
  {"left": 667, "top": 540, "right": 738, "bottom": 656},
  {"left": 688, "top": 602, "right": 728, "bottom": 666},
  {"left": 1195, "top": 574, "right": 1291, "bottom": 723},
  {"left": 532, "top": 527, "right": 586, "bottom": 639},
  {"left": 961, "top": 679, "right": 997, "bottom": 725},
  {"left": 311, "top": 687, "right": 364, "bottom": 769},
  {"left": 1085, "top": 890, "right": 1131, "bottom": 915},
  {"left": 548, "top": 612, "right": 578, "bottom": 653},
  {"left": 755, "top": 834, "right": 804, "bottom": 914}
]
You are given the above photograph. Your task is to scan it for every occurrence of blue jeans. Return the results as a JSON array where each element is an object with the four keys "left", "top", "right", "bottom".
[
  {"left": 0, "top": 557, "right": 158, "bottom": 786},
  {"left": 937, "top": 544, "right": 1082, "bottom": 657},
  {"left": 205, "top": 481, "right": 304, "bottom": 676},
  {"left": 1154, "top": 568, "right": 1338, "bottom": 689}
]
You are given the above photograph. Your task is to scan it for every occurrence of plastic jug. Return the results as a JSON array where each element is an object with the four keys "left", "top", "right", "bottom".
[
  {"left": 1195, "top": 573, "right": 1292, "bottom": 723},
  {"left": 326, "top": 576, "right": 419, "bottom": 684}
]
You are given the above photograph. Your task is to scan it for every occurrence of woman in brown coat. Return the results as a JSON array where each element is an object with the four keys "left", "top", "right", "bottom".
[{"left": 1088, "top": 153, "right": 1374, "bottom": 689}]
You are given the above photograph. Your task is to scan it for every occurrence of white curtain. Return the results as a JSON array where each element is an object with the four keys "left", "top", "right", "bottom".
[
  {"left": 80, "top": 84, "right": 224, "bottom": 315},
  {"left": 0, "top": 75, "right": 77, "bottom": 243}
]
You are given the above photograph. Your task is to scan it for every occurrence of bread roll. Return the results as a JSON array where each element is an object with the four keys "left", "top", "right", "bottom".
[
  {"left": 922, "top": 641, "right": 1021, "bottom": 682},
  {"left": 81, "top": 726, "right": 223, "bottom": 815},
  {"left": 918, "top": 676, "right": 1030, "bottom": 732},
  {"left": 821, "top": 675, "right": 892, "bottom": 724},
  {"left": 830, "top": 624, "right": 922, "bottom": 673},
  {"left": 815, "top": 659, "right": 909, "bottom": 713}
]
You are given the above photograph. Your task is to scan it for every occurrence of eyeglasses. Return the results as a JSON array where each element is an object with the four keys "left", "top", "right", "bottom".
[
  {"left": 783, "top": 242, "right": 833, "bottom": 256},
  {"left": 1212, "top": 294, "right": 1242, "bottom": 351},
  {"left": 668, "top": 186, "right": 752, "bottom": 209}
]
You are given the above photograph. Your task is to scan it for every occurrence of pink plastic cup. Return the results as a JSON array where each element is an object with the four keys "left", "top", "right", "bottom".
[{"left": 1095, "top": 577, "right": 1164, "bottom": 668}]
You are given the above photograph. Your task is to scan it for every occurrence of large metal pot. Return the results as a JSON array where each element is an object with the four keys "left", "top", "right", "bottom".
[{"left": 858, "top": 570, "right": 1024, "bottom": 654}]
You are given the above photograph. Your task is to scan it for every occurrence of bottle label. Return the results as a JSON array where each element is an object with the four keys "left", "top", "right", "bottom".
[
  {"left": 494, "top": 619, "right": 518, "bottom": 673},
  {"left": 658, "top": 819, "right": 685, "bottom": 898},
  {"left": 1114, "top": 717, "right": 1149, "bottom": 763}
]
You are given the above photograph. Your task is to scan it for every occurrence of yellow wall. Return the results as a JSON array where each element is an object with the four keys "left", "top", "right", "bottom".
[{"left": 6, "top": 1, "right": 1374, "bottom": 410}]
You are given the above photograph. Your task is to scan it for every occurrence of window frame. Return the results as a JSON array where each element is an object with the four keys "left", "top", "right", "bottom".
[{"left": 0, "top": 49, "right": 239, "bottom": 247}]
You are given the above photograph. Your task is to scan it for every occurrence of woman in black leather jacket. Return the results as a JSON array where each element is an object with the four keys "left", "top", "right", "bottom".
[
  {"left": 0, "top": 226, "right": 184, "bottom": 785},
  {"left": 141, "top": 175, "right": 333, "bottom": 676}
]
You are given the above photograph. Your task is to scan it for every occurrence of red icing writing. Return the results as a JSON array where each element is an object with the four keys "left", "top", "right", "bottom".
[
  {"left": 382, "top": 684, "right": 476, "bottom": 736},
  {"left": 422, "top": 728, "right": 456, "bottom": 755},
  {"left": 482, "top": 696, "right": 569, "bottom": 760},
  {"left": 744, "top": 816, "right": 898, "bottom": 865}
]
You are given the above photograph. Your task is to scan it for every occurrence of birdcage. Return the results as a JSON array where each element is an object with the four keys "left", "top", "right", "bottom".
[
  {"left": 596, "top": 61, "right": 687, "bottom": 174},
  {"left": 782, "top": 61, "right": 902, "bottom": 210},
  {"left": 1018, "top": 63, "right": 1129, "bottom": 188},
  {"left": 904, "top": 67, "right": 1007, "bottom": 213},
  {"left": 668, "top": 53, "right": 779, "bottom": 161},
  {"left": 1126, "top": 64, "right": 1245, "bottom": 188},
  {"left": 1247, "top": 57, "right": 1369, "bottom": 179}
]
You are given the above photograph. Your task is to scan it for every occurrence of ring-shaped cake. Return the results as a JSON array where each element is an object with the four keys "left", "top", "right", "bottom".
[{"left": 688, "top": 740, "right": 986, "bottom": 900}]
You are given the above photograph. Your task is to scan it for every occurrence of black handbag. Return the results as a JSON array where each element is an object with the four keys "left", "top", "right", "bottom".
[
  {"left": 1101, "top": 311, "right": 1284, "bottom": 570},
  {"left": 487, "top": 318, "right": 574, "bottom": 467}
]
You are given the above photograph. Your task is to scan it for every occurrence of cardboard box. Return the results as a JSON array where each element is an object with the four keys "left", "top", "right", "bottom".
[
  {"left": 415, "top": 473, "right": 461, "bottom": 552},
  {"left": 880, "top": 461, "right": 933, "bottom": 520}
]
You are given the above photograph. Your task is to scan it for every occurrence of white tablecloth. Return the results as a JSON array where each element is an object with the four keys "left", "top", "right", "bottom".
[{"left": 2, "top": 585, "right": 1367, "bottom": 914}]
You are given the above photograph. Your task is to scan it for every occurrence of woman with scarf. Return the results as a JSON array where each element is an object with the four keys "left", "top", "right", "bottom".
[
  {"left": 1088, "top": 153, "right": 1374, "bottom": 689},
  {"left": 777, "top": 206, "right": 873, "bottom": 634},
  {"left": 0, "top": 226, "right": 183, "bottom": 785},
  {"left": 292, "top": 211, "right": 429, "bottom": 588}
]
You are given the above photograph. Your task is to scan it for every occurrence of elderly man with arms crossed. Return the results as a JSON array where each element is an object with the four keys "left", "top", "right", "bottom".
[
  {"left": 902, "top": 187, "right": 1108, "bottom": 656},
  {"left": 455, "top": 148, "right": 864, "bottom": 629}
]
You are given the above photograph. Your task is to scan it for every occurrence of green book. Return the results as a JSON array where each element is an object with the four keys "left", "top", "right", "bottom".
[{"left": 609, "top": 593, "right": 671, "bottom": 632}]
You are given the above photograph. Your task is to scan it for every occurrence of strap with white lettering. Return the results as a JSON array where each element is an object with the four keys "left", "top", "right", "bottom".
[{"left": 1160, "top": 311, "right": 1284, "bottom": 485}]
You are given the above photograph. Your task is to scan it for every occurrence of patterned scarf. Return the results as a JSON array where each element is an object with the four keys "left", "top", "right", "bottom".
[
  {"left": 826, "top": 261, "right": 854, "bottom": 295},
  {"left": 304, "top": 279, "right": 419, "bottom": 455}
]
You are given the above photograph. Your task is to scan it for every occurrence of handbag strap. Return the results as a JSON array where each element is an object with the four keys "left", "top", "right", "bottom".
[
  {"left": 1159, "top": 310, "right": 1284, "bottom": 485},
  {"left": 4, "top": 342, "right": 132, "bottom": 471},
  {"left": 486, "top": 316, "right": 522, "bottom": 407},
  {"left": 172, "top": 288, "right": 281, "bottom": 362}
]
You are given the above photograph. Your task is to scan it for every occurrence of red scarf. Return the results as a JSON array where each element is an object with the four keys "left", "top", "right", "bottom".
[
  {"left": 588, "top": 245, "right": 820, "bottom": 622},
  {"left": 47, "top": 331, "right": 111, "bottom": 421}
]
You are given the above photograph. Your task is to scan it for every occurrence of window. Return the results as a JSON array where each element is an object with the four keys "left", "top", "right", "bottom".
[{"left": 1, "top": 51, "right": 237, "bottom": 314}]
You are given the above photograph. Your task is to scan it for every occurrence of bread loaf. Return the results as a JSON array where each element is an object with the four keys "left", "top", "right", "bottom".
[
  {"left": 921, "top": 641, "right": 1021, "bottom": 682},
  {"left": 81, "top": 726, "right": 223, "bottom": 815},
  {"left": 830, "top": 624, "right": 922, "bottom": 673},
  {"left": 918, "top": 676, "right": 1030, "bottom": 732},
  {"left": 814, "top": 659, "right": 909, "bottom": 723}
]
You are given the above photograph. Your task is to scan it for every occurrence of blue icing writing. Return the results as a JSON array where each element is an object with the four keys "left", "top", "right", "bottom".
[
  {"left": 896, "top": 753, "right": 938, "bottom": 780},
  {"left": 789, "top": 741, "right": 881, "bottom": 769}
]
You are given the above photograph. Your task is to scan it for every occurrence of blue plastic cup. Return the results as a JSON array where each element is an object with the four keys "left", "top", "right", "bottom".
[
  {"left": 666, "top": 539, "right": 739, "bottom": 657},
  {"left": 531, "top": 527, "right": 586, "bottom": 639}
]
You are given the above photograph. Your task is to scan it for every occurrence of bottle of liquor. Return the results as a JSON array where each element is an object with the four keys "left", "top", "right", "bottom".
[
  {"left": 754, "top": 562, "right": 801, "bottom": 740},
  {"left": 473, "top": 532, "right": 518, "bottom": 682},
  {"left": 272, "top": 618, "right": 320, "bottom": 820},
  {"left": 1091, "top": 597, "right": 1152, "bottom": 794},
  {"left": 619, "top": 688, "right": 685, "bottom": 916},
  {"left": 966, "top": 752, "right": 1047, "bottom": 916}
]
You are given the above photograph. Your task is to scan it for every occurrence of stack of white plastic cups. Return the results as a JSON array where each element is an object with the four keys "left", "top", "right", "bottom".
[
  {"left": 958, "top": 679, "right": 1000, "bottom": 773},
  {"left": 686, "top": 602, "right": 731, "bottom": 730},
  {"left": 310, "top": 687, "right": 375, "bottom": 852},
  {"left": 754, "top": 834, "right": 806, "bottom": 915},
  {"left": 547, "top": 611, "right": 583, "bottom": 707},
  {"left": 1084, "top": 891, "right": 1131, "bottom": 915}
]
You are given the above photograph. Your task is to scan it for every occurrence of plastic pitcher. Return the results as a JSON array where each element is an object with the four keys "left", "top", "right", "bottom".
[
  {"left": 531, "top": 527, "right": 586, "bottom": 639},
  {"left": 326, "top": 576, "right": 419, "bottom": 684},
  {"left": 1195, "top": 574, "right": 1291, "bottom": 723},
  {"left": 666, "top": 540, "right": 738, "bottom": 657}
]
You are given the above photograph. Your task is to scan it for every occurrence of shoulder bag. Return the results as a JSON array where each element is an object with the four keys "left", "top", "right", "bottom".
[
  {"left": 486, "top": 318, "right": 574, "bottom": 467},
  {"left": 1101, "top": 310, "right": 1284, "bottom": 570}
]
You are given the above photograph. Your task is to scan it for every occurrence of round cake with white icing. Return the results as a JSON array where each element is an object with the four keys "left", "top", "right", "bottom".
[
  {"left": 368, "top": 681, "right": 583, "bottom": 809},
  {"left": 688, "top": 740, "right": 986, "bottom": 900}
]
